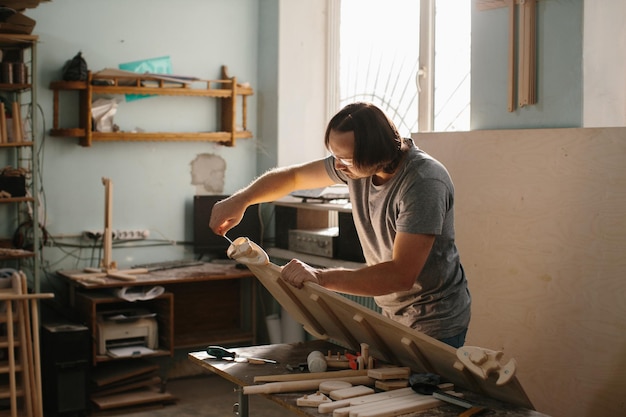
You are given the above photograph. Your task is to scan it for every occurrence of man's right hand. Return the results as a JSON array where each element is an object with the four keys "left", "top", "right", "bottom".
[{"left": 209, "top": 195, "right": 247, "bottom": 236}]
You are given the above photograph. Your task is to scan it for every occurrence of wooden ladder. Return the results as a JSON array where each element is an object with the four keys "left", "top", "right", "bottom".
[{"left": 0, "top": 271, "right": 54, "bottom": 417}]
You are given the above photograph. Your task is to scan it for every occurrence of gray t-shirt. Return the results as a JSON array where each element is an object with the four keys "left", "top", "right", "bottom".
[{"left": 324, "top": 139, "right": 471, "bottom": 339}]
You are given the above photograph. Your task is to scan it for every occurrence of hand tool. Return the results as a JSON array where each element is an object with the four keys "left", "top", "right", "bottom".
[{"left": 206, "top": 345, "right": 278, "bottom": 364}]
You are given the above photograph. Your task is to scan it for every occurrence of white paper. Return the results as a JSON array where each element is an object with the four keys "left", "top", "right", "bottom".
[{"left": 107, "top": 345, "right": 156, "bottom": 358}]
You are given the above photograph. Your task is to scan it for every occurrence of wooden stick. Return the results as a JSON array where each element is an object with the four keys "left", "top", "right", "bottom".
[
  {"left": 30, "top": 297, "right": 44, "bottom": 417},
  {"left": 0, "top": 102, "right": 6, "bottom": 143},
  {"left": 400, "top": 337, "right": 435, "bottom": 373},
  {"left": 6, "top": 298, "right": 18, "bottom": 417},
  {"left": 309, "top": 293, "right": 359, "bottom": 350},
  {"left": 17, "top": 274, "right": 34, "bottom": 417},
  {"left": 101, "top": 177, "right": 113, "bottom": 269},
  {"left": 318, "top": 387, "right": 415, "bottom": 414},
  {"left": 254, "top": 369, "right": 367, "bottom": 383},
  {"left": 353, "top": 314, "right": 398, "bottom": 364},
  {"left": 507, "top": 0, "right": 516, "bottom": 111},
  {"left": 11, "top": 102, "right": 22, "bottom": 143},
  {"left": 242, "top": 375, "right": 373, "bottom": 395}
]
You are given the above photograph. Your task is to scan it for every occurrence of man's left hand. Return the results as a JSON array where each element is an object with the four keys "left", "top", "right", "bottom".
[{"left": 281, "top": 259, "right": 321, "bottom": 288}]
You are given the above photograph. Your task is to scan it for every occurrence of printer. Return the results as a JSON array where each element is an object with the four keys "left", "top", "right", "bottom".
[{"left": 96, "top": 310, "right": 158, "bottom": 355}]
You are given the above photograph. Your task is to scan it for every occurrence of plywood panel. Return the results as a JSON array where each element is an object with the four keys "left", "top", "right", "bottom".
[{"left": 413, "top": 127, "right": 626, "bottom": 417}]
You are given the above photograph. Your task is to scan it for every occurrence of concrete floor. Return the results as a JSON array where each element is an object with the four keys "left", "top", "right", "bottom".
[{"left": 109, "top": 374, "right": 293, "bottom": 417}]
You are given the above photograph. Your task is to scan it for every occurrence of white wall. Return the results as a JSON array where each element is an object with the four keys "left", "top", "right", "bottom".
[
  {"left": 583, "top": 0, "right": 626, "bottom": 127},
  {"left": 276, "top": 0, "right": 329, "bottom": 167}
]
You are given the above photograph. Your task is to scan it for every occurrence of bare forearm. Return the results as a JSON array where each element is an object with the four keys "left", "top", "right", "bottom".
[{"left": 318, "top": 261, "right": 416, "bottom": 296}]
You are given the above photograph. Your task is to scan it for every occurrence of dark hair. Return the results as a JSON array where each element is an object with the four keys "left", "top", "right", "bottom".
[{"left": 324, "top": 102, "right": 404, "bottom": 173}]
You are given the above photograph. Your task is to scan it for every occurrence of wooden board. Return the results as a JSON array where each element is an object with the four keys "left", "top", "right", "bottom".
[
  {"left": 228, "top": 238, "right": 534, "bottom": 409},
  {"left": 413, "top": 127, "right": 626, "bottom": 417},
  {"left": 90, "top": 387, "right": 176, "bottom": 410},
  {"left": 90, "top": 360, "right": 159, "bottom": 388}
]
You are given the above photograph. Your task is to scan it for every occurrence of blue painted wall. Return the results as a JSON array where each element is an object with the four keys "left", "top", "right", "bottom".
[
  {"left": 27, "top": 0, "right": 260, "bottom": 280},
  {"left": 471, "top": 0, "right": 583, "bottom": 129}
]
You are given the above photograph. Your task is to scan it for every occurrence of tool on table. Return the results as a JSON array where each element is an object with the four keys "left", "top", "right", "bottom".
[
  {"left": 206, "top": 345, "right": 278, "bottom": 365},
  {"left": 410, "top": 373, "right": 489, "bottom": 416}
]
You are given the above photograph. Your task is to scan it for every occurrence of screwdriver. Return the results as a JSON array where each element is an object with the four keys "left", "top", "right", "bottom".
[{"left": 206, "top": 345, "right": 278, "bottom": 364}]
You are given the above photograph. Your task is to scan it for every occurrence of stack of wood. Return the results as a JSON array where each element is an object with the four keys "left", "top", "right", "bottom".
[
  {"left": 0, "top": 270, "right": 54, "bottom": 417},
  {"left": 89, "top": 359, "right": 176, "bottom": 413}
]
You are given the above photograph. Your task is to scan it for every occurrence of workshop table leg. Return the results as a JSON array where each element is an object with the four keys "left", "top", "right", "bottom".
[{"left": 233, "top": 386, "right": 249, "bottom": 417}]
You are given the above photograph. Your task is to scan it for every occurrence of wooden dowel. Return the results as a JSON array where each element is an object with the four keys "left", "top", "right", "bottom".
[
  {"left": 242, "top": 375, "right": 373, "bottom": 395},
  {"left": 254, "top": 369, "right": 367, "bottom": 383},
  {"left": 0, "top": 102, "right": 6, "bottom": 143},
  {"left": 507, "top": 0, "right": 516, "bottom": 112},
  {"left": 7, "top": 300, "right": 17, "bottom": 417}
]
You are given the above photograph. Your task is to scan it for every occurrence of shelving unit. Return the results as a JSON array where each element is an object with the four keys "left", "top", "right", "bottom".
[
  {"left": 49, "top": 65, "right": 253, "bottom": 147},
  {"left": 0, "top": 34, "right": 40, "bottom": 292},
  {"left": 73, "top": 291, "right": 174, "bottom": 366}
]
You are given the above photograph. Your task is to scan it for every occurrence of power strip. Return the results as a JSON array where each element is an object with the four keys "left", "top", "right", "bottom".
[{"left": 83, "top": 229, "right": 150, "bottom": 241}]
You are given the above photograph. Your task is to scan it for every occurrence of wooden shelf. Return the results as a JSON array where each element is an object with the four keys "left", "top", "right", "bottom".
[
  {"left": 49, "top": 65, "right": 253, "bottom": 147},
  {"left": 0, "top": 141, "right": 34, "bottom": 148},
  {"left": 74, "top": 291, "right": 174, "bottom": 365}
]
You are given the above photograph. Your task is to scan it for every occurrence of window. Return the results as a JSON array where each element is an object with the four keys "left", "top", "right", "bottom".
[{"left": 335, "top": 0, "right": 470, "bottom": 134}]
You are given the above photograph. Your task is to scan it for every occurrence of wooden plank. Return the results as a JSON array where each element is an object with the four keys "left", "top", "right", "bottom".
[
  {"left": 413, "top": 127, "right": 626, "bottom": 417},
  {"left": 90, "top": 360, "right": 159, "bottom": 388},
  {"left": 90, "top": 387, "right": 176, "bottom": 410},
  {"left": 328, "top": 385, "right": 374, "bottom": 400},
  {"left": 367, "top": 367, "right": 411, "bottom": 381}
]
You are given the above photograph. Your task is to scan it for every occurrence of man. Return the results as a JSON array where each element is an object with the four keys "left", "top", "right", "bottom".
[{"left": 210, "top": 102, "right": 471, "bottom": 348}]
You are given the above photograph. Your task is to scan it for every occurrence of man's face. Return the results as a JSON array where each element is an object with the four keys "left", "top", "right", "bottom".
[{"left": 328, "top": 129, "right": 378, "bottom": 179}]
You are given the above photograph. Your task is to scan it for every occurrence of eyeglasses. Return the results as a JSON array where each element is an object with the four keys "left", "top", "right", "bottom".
[{"left": 331, "top": 153, "right": 354, "bottom": 167}]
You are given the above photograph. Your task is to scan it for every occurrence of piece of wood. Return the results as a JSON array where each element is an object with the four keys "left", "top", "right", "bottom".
[
  {"left": 91, "top": 360, "right": 159, "bottom": 388},
  {"left": 318, "top": 380, "right": 352, "bottom": 394},
  {"left": 367, "top": 367, "right": 411, "bottom": 381},
  {"left": 0, "top": 102, "right": 6, "bottom": 143},
  {"left": 332, "top": 391, "right": 435, "bottom": 417},
  {"left": 356, "top": 395, "right": 442, "bottom": 417},
  {"left": 101, "top": 177, "right": 113, "bottom": 269},
  {"left": 375, "top": 379, "right": 409, "bottom": 391},
  {"left": 318, "top": 387, "right": 415, "bottom": 414},
  {"left": 296, "top": 391, "right": 331, "bottom": 407},
  {"left": 329, "top": 385, "right": 374, "bottom": 400},
  {"left": 507, "top": 0, "right": 516, "bottom": 112},
  {"left": 11, "top": 101, "right": 22, "bottom": 143},
  {"left": 242, "top": 375, "right": 373, "bottom": 395},
  {"left": 106, "top": 271, "right": 139, "bottom": 281},
  {"left": 228, "top": 238, "right": 534, "bottom": 409},
  {"left": 90, "top": 386, "right": 176, "bottom": 410},
  {"left": 456, "top": 346, "right": 517, "bottom": 385},
  {"left": 254, "top": 369, "right": 367, "bottom": 383}
]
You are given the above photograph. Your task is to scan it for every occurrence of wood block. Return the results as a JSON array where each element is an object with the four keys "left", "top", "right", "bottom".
[
  {"left": 296, "top": 391, "right": 332, "bottom": 407},
  {"left": 374, "top": 379, "right": 408, "bottom": 391},
  {"left": 367, "top": 367, "right": 411, "bottom": 381},
  {"left": 319, "top": 380, "right": 352, "bottom": 394},
  {"left": 329, "top": 385, "right": 375, "bottom": 400}
]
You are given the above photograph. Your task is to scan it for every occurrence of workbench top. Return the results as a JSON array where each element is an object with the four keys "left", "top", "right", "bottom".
[
  {"left": 57, "top": 262, "right": 254, "bottom": 289},
  {"left": 188, "top": 340, "right": 551, "bottom": 417}
]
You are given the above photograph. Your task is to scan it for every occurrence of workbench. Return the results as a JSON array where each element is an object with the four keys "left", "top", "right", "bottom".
[
  {"left": 57, "top": 262, "right": 257, "bottom": 363},
  {"left": 188, "top": 340, "right": 551, "bottom": 417}
]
